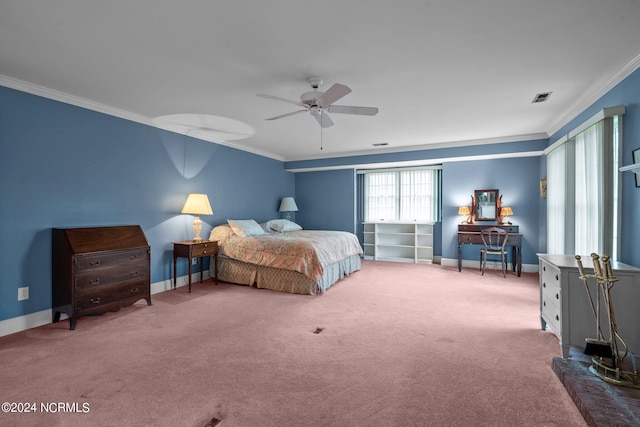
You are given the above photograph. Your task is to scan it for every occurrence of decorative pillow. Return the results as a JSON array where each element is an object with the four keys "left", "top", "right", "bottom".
[
  {"left": 264, "top": 219, "right": 303, "bottom": 232},
  {"left": 209, "top": 224, "right": 235, "bottom": 246},
  {"left": 227, "top": 219, "right": 266, "bottom": 237}
]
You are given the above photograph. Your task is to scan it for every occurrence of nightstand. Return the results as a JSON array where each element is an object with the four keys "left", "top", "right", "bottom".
[{"left": 173, "top": 240, "right": 218, "bottom": 293}]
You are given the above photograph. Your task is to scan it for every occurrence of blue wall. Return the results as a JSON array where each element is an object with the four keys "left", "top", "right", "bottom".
[
  {"left": 442, "top": 157, "right": 542, "bottom": 265},
  {"left": 295, "top": 169, "right": 357, "bottom": 233},
  {"left": 292, "top": 156, "right": 542, "bottom": 266},
  {"left": 0, "top": 86, "right": 294, "bottom": 322}
]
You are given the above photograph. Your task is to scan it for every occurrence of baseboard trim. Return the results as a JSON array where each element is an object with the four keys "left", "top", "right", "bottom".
[
  {"left": 440, "top": 257, "right": 539, "bottom": 273},
  {"left": 0, "top": 309, "right": 53, "bottom": 338},
  {"left": 0, "top": 271, "right": 211, "bottom": 338}
]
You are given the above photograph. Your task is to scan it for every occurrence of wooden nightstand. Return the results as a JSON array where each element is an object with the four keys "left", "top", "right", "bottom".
[{"left": 173, "top": 240, "right": 218, "bottom": 293}]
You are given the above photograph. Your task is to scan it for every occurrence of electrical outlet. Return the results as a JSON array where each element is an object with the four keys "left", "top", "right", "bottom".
[
  {"left": 192, "top": 258, "right": 198, "bottom": 265},
  {"left": 18, "top": 286, "right": 29, "bottom": 301}
]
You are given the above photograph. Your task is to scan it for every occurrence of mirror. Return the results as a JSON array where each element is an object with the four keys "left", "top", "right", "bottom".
[{"left": 474, "top": 189, "right": 499, "bottom": 221}]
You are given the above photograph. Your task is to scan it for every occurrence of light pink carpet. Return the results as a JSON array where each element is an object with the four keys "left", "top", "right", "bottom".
[{"left": 0, "top": 261, "right": 586, "bottom": 426}]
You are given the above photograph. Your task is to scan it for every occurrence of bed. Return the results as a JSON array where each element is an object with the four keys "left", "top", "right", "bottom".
[{"left": 208, "top": 219, "right": 362, "bottom": 295}]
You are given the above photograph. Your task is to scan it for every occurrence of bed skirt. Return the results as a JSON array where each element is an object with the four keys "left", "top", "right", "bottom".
[{"left": 210, "top": 254, "right": 361, "bottom": 295}]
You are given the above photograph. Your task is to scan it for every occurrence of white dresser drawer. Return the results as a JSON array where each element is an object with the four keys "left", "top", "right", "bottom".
[{"left": 541, "top": 294, "right": 560, "bottom": 334}]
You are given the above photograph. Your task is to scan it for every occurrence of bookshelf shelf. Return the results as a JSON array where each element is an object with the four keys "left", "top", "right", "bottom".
[{"left": 363, "top": 222, "right": 433, "bottom": 264}]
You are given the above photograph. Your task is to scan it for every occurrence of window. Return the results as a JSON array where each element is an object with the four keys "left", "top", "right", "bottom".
[
  {"left": 546, "top": 107, "right": 623, "bottom": 259},
  {"left": 360, "top": 167, "right": 441, "bottom": 222}
]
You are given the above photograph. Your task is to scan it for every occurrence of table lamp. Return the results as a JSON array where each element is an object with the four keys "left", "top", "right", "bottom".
[
  {"left": 279, "top": 197, "right": 298, "bottom": 220},
  {"left": 458, "top": 206, "right": 471, "bottom": 224},
  {"left": 181, "top": 193, "right": 213, "bottom": 242},
  {"left": 500, "top": 206, "right": 513, "bottom": 225}
]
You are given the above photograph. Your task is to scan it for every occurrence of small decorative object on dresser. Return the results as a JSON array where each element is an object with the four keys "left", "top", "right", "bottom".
[
  {"left": 52, "top": 225, "right": 152, "bottom": 330},
  {"left": 173, "top": 240, "right": 218, "bottom": 293}
]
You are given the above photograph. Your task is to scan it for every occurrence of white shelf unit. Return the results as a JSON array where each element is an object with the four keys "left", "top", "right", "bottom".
[{"left": 363, "top": 222, "right": 434, "bottom": 264}]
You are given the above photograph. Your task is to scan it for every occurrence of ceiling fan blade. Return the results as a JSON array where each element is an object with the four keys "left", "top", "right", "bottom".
[
  {"left": 327, "top": 105, "right": 379, "bottom": 116},
  {"left": 257, "top": 93, "right": 304, "bottom": 107},
  {"left": 265, "top": 110, "right": 307, "bottom": 121},
  {"left": 314, "top": 112, "right": 334, "bottom": 128},
  {"left": 317, "top": 83, "right": 352, "bottom": 107}
]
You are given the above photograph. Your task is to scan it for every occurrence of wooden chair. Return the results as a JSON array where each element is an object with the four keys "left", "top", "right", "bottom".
[{"left": 480, "top": 227, "right": 509, "bottom": 277}]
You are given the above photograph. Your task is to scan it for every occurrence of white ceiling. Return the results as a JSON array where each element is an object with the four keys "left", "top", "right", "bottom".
[{"left": 2, "top": 1, "right": 640, "bottom": 161}]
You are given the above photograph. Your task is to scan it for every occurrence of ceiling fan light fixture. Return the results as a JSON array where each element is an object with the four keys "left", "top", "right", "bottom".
[
  {"left": 308, "top": 77, "right": 323, "bottom": 89},
  {"left": 257, "top": 77, "right": 378, "bottom": 127}
]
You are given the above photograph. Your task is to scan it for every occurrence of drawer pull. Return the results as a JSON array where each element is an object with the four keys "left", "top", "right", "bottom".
[
  {"left": 556, "top": 293, "right": 559, "bottom": 300},
  {"left": 555, "top": 274, "right": 559, "bottom": 281},
  {"left": 90, "top": 297, "right": 101, "bottom": 304},
  {"left": 90, "top": 260, "right": 101, "bottom": 267},
  {"left": 543, "top": 301, "right": 546, "bottom": 307},
  {"left": 543, "top": 266, "right": 546, "bottom": 271},
  {"left": 89, "top": 278, "right": 100, "bottom": 285},
  {"left": 130, "top": 288, "right": 139, "bottom": 293},
  {"left": 556, "top": 315, "right": 559, "bottom": 321},
  {"left": 129, "top": 254, "right": 138, "bottom": 260},
  {"left": 131, "top": 271, "right": 138, "bottom": 277},
  {"left": 203, "top": 250, "right": 207, "bottom": 254},
  {"left": 542, "top": 282, "right": 546, "bottom": 288}
]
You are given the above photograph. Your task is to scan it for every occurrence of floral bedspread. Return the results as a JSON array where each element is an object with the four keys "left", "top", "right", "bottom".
[{"left": 221, "top": 230, "right": 363, "bottom": 281}]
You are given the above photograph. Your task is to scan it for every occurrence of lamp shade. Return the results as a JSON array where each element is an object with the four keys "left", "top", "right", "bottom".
[
  {"left": 279, "top": 197, "right": 298, "bottom": 212},
  {"left": 500, "top": 206, "right": 513, "bottom": 216},
  {"left": 458, "top": 206, "right": 470, "bottom": 215},
  {"left": 181, "top": 193, "right": 213, "bottom": 215}
]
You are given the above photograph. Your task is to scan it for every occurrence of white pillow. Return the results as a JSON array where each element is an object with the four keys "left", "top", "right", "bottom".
[
  {"left": 264, "top": 219, "right": 302, "bottom": 232},
  {"left": 227, "top": 219, "right": 267, "bottom": 237}
]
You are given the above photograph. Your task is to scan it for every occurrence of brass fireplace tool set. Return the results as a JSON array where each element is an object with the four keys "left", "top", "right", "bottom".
[{"left": 576, "top": 254, "right": 639, "bottom": 388}]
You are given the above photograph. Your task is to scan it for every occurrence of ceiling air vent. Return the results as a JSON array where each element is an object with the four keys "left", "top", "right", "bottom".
[
  {"left": 372, "top": 142, "right": 389, "bottom": 147},
  {"left": 532, "top": 92, "right": 552, "bottom": 103}
]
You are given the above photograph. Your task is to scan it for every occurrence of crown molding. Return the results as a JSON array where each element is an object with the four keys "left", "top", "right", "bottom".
[
  {"left": 286, "top": 150, "right": 545, "bottom": 173},
  {"left": 546, "top": 50, "right": 640, "bottom": 138},
  {"left": 284, "top": 133, "right": 548, "bottom": 163}
]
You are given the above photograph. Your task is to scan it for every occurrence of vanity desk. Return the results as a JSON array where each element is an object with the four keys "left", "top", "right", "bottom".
[
  {"left": 457, "top": 224, "right": 522, "bottom": 276},
  {"left": 457, "top": 189, "right": 522, "bottom": 276}
]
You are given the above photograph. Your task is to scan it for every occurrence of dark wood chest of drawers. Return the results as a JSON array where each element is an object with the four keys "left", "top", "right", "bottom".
[{"left": 52, "top": 225, "right": 151, "bottom": 330}]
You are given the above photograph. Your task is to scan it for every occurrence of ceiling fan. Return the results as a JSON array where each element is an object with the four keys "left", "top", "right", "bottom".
[{"left": 257, "top": 77, "right": 379, "bottom": 128}]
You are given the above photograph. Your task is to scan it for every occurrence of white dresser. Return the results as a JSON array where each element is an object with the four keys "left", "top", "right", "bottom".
[{"left": 538, "top": 254, "right": 640, "bottom": 358}]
